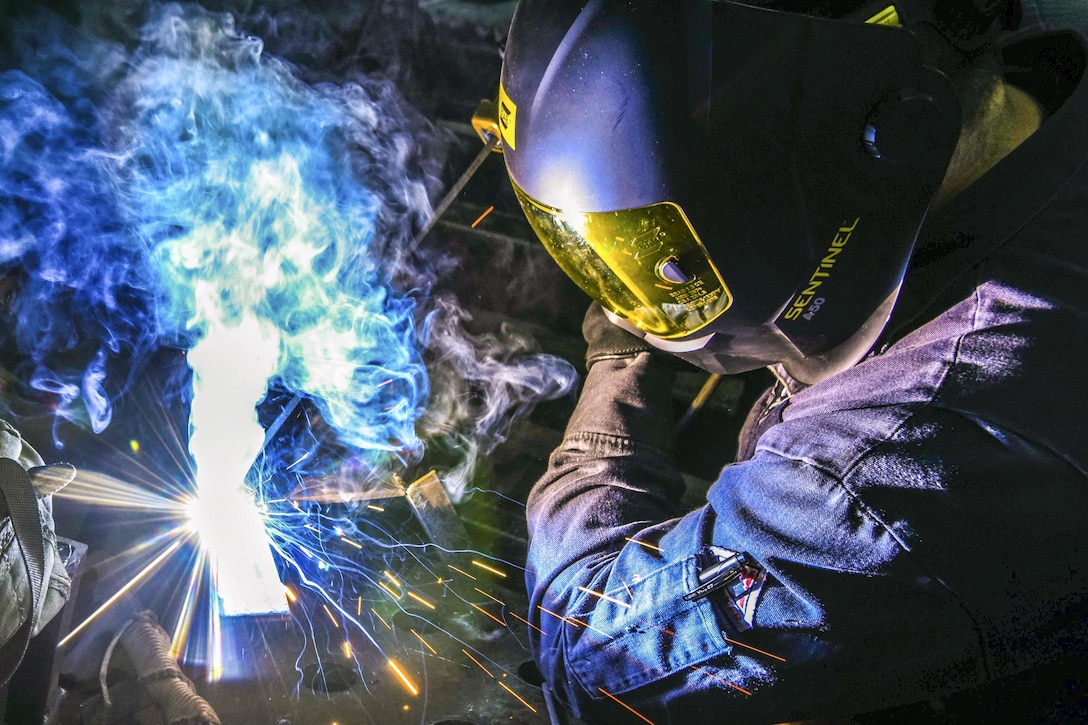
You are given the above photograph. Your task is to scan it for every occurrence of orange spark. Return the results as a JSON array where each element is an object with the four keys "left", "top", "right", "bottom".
[
  {"left": 470, "top": 602, "right": 506, "bottom": 627},
  {"left": 577, "top": 585, "right": 631, "bottom": 608},
  {"left": 624, "top": 536, "right": 663, "bottom": 552},
  {"left": 340, "top": 537, "right": 362, "bottom": 549},
  {"left": 283, "top": 585, "right": 298, "bottom": 603},
  {"left": 383, "top": 570, "right": 402, "bottom": 587},
  {"left": 448, "top": 564, "right": 476, "bottom": 580},
  {"left": 569, "top": 616, "right": 613, "bottom": 639},
  {"left": 471, "top": 205, "right": 495, "bottom": 228},
  {"left": 388, "top": 659, "right": 419, "bottom": 696},
  {"left": 406, "top": 591, "right": 436, "bottom": 610},
  {"left": 474, "top": 588, "right": 506, "bottom": 606},
  {"left": 410, "top": 628, "right": 437, "bottom": 654},
  {"left": 462, "top": 648, "right": 494, "bottom": 677},
  {"left": 378, "top": 581, "right": 400, "bottom": 600},
  {"left": 471, "top": 560, "right": 507, "bottom": 578},
  {"left": 322, "top": 603, "right": 339, "bottom": 627},
  {"left": 508, "top": 611, "right": 546, "bottom": 636},
  {"left": 724, "top": 636, "right": 786, "bottom": 662},
  {"left": 367, "top": 504, "right": 385, "bottom": 512},
  {"left": 371, "top": 608, "right": 392, "bottom": 630},
  {"left": 342, "top": 640, "right": 352, "bottom": 658},
  {"left": 538, "top": 605, "right": 580, "bottom": 628},
  {"left": 499, "top": 681, "right": 538, "bottom": 714},
  {"left": 597, "top": 687, "right": 654, "bottom": 724}
]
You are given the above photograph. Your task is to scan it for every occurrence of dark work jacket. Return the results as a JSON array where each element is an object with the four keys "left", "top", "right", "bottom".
[{"left": 525, "top": 31, "right": 1088, "bottom": 725}]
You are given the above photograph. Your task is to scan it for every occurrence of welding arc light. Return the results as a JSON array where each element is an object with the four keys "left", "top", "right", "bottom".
[{"left": 186, "top": 488, "right": 288, "bottom": 617}]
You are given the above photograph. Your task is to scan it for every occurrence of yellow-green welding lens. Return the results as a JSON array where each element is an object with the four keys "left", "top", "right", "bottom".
[{"left": 512, "top": 182, "right": 732, "bottom": 339}]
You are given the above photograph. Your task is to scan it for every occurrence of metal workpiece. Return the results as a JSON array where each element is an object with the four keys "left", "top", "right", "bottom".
[{"left": 406, "top": 471, "right": 478, "bottom": 558}]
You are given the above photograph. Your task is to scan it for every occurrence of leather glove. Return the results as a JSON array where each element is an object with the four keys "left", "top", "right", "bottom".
[{"left": 582, "top": 303, "right": 654, "bottom": 370}]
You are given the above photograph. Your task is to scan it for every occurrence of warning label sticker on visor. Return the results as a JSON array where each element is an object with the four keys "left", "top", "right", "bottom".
[{"left": 498, "top": 83, "right": 517, "bottom": 150}]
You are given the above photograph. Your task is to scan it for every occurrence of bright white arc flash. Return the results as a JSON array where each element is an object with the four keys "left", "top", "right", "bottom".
[
  {"left": 186, "top": 488, "right": 284, "bottom": 617},
  {"left": 187, "top": 310, "right": 287, "bottom": 616}
]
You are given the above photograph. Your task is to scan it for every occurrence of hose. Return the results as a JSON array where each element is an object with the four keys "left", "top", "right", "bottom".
[{"left": 101, "top": 610, "right": 221, "bottom": 725}]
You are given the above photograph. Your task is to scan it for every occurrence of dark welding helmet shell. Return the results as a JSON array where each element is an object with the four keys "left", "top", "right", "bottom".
[{"left": 501, "top": 0, "right": 964, "bottom": 377}]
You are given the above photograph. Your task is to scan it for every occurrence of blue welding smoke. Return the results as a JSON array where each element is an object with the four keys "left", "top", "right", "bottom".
[
  {"left": 0, "top": 32, "right": 156, "bottom": 434},
  {"left": 122, "top": 4, "right": 430, "bottom": 464},
  {"left": 0, "top": 2, "right": 576, "bottom": 490}
]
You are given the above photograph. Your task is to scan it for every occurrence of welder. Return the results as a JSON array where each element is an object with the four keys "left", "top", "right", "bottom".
[{"left": 500, "top": 0, "right": 1088, "bottom": 721}]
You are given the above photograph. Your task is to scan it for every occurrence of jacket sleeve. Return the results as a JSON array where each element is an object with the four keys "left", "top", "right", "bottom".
[
  {"left": 525, "top": 354, "right": 780, "bottom": 723},
  {"left": 523, "top": 354, "right": 1003, "bottom": 724}
]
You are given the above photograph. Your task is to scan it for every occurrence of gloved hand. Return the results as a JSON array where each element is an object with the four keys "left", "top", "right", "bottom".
[
  {"left": 0, "top": 419, "right": 76, "bottom": 685},
  {"left": 582, "top": 303, "right": 654, "bottom": 370}
]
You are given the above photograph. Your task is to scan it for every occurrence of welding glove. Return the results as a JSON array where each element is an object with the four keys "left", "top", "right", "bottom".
[
  {"left": 0, "top": 419, "right": 76, "bottom": 686},
  {"left": 582, "top": 303, "right": 656, "bottom": 370}
]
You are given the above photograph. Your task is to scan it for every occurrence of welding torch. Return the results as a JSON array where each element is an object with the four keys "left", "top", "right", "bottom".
[{"left": 405, "top": 98, "right": 504, "bottom": 257}]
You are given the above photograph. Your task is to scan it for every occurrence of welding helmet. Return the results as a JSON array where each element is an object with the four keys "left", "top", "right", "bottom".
[{"left": 501, "top": 0, "right": 1016, "bottom": 381}]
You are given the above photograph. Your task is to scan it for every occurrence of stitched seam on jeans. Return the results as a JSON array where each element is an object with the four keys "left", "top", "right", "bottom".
[{"left": 563, "top": 430, "right": 673, "bottom": 463}]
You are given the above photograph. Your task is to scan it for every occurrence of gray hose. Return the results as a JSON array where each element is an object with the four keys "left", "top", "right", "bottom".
[{"left": 114, "top": 610, "right": 221, "bottom": 725}]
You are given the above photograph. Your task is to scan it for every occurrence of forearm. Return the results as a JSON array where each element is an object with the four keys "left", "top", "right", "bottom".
[
  {"left": 521, "top": 356, "right": 989, "bottom": 722},
  {"left": 525, "top": 353, "right": 686, "bottom": 587},
  {"left": 524, "top": 354, "right": 762, "bottom": 721}
]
